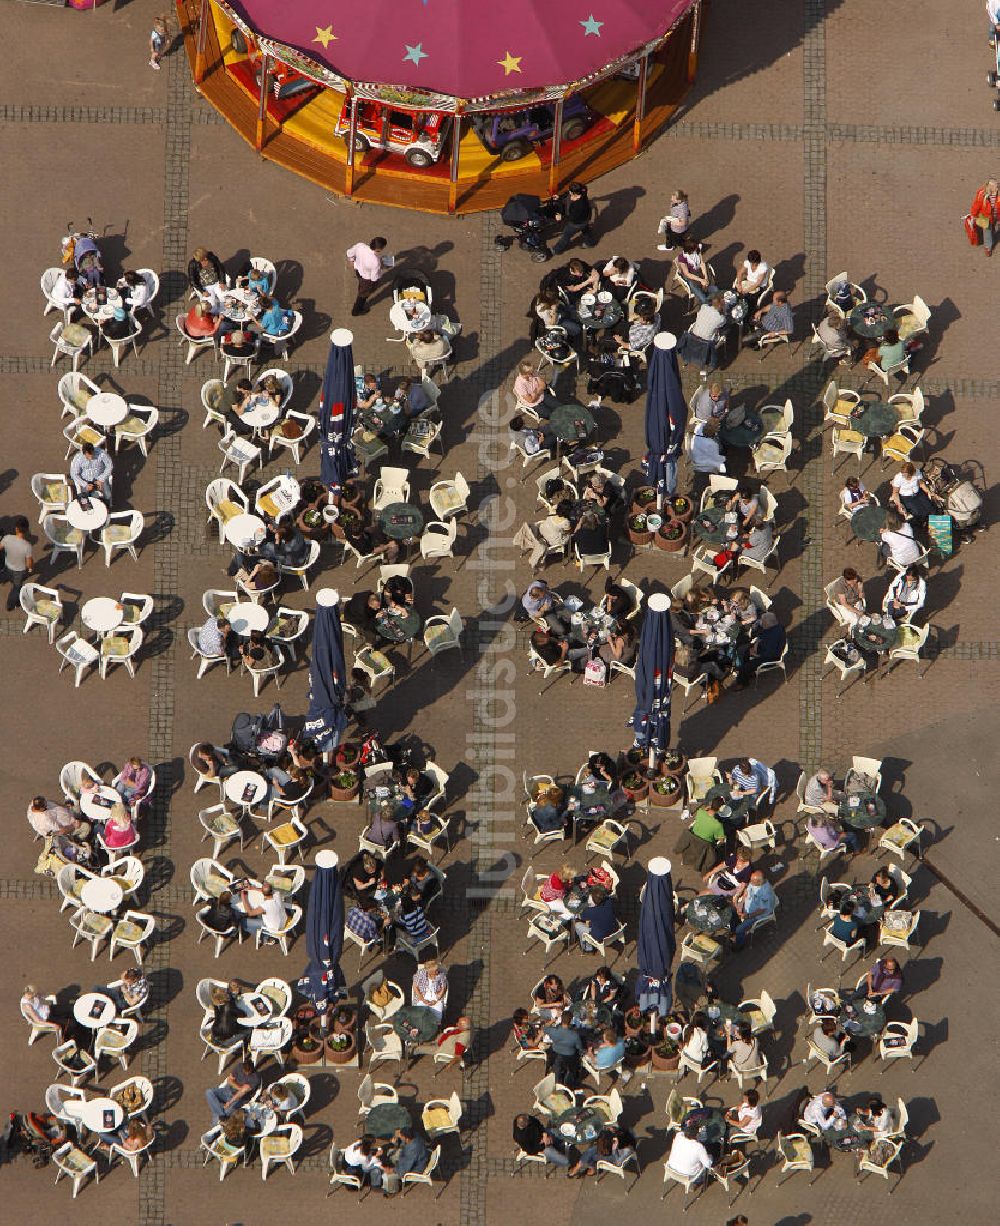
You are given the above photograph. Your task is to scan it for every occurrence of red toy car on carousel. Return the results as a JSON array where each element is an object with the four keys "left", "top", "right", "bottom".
[
  {"left": 229, "top": 28, "right": 321, "bottom": 100},
  {"left": 334, "top": 99, "right": 451, "bottom": 168}
]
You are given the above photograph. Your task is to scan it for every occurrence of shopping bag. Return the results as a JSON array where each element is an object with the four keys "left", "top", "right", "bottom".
[{"left": 964, "top": 213, "right": 982, "bottom": 246}]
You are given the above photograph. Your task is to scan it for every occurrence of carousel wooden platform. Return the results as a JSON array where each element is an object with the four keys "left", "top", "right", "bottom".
[{"left": 177, "top": 0, "right": 696, "bottom": 215}]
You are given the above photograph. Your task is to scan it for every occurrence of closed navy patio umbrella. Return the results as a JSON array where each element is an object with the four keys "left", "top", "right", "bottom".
[
  {"left": 318, "top": 327, "right": 357, "bottom": 493},
  {"left": 636, "top": 856, "right": 676, "bottom": 1019},
  {"left": 302, "top": 588, "right": 349, "bottom": 754},
  {"left": 643, "top": 332, "right": 687, "bottom": 512},
  {"left": 298, "top": 849, "right": 346, "bottom": 1011},
  {"left": 629, "top": 591, "right": 674, "bottom": 770}
]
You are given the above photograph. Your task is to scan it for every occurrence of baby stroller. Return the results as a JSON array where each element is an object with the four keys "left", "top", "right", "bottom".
[
  {"left": 229, "top": 702, "right": 288, "bottom": 768},
  {"left": 922, "top": 457, "right": 985, "bottom": 541},
  {"left": 495, "top": 194, "right": 556, "bottom": 262},
  {"left": 61, "top": 219, "right": 103, "bottom": 288},
  {"left": 0, "top": 1112, "right": 63, "bottom": 1168}
]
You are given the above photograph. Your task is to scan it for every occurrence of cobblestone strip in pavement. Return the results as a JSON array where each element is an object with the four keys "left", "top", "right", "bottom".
[
  {"left": 0, "top": 104, "right": 167, "bottom": 124},
  {"left": 457, "top": 209, "right": 505, "bottom": 1226},
  {"left": 136, "top": 45, "right": 193, "bottom": 1226},
  {"left": 798, "top": 0, "right": 829, "bottom": 774}
]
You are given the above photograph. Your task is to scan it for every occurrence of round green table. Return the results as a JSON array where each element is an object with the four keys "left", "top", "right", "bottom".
[
  {"left": 719, "top": 411, "right": 764, "bottom": 449},
  {"left": 365, "top": 1101, "right": 413, "bottom": 1139},
  {"left": 849, "top": 503, "right": 887, "bottom": 542},
  {"left": 553, "top": 1105, "right": 606, "bottom": 1145},
  {"left": 849, "top": 402, "right": 897, "bottom": 439},
  {"left": 376, "top": 607, "right": 422, "bottom": 644},
  {"left": 838, "top": 791, "right": 886, "bottom": 831},
  {"left": 549, "top": 403, "right": 596, "bottom": 445},
  {"left": 705, "top": 782, "right": 754, "bottom": 827},
  {"left": 692, "top": 506, "right": 739, "bottom": 547},
  {"left": 852, "top": 617, "right": 899, "bottom": 657},
  {"left": 837, "top": 990, "right": 886, "bottom": 1038},
  {"left": 849, "top": 302, "right": 893, "bottom": 339},
  {"left": 392, "top": 1006, "right": 439, "bottom": 1044},
  {"left": 682, "top": 1105, "right": 727, "bottom": 1151},
  {"left": 379, "top": 503, "right": 424, "bottom": 541},
  {"left": 685, "top": 893, "right": 736, "bottom": 935}
]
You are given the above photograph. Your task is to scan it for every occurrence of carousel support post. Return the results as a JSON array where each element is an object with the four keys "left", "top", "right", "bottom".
[
  {"left": 633, "top": 52, "right": 650, "bottom": 154},
  {"left": 688, "top": 0, "right": 703, "bottom": 83},
  {"left": 194, "top": 0, "right": 210, "bottom": 85},
  {"left": 547, "top": 95, "right": 565, "bottom": 197},
  {"left": 255, "top": 53, "right": 270, "bottom": 152},
  {"left": 345, "top": 92, "right": 358, "bottom": 198},
  {"left": 448, "top": 104, "right": 464, "bottom": 214}
]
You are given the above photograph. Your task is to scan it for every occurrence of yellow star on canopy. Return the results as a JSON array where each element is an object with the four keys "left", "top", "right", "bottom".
[
  {"left": 497, "top": 50, "right": 523, "bottom": 76},
  {"left": 313, "top": 25, "right": 337, "bottom": 49}
]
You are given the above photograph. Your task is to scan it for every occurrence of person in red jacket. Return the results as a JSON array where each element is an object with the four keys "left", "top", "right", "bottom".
[{"left": 970, "top": 179, "right": 1000, "bottom": 256}]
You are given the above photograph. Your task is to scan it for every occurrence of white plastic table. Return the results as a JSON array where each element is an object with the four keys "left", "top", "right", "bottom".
[
  {"left": 80, "top": 785, "right": 122, "bottom": 821},
  {"left": 86, "top": 393, "right": 129, "bottom": 428},
  {"left": 66, "top": 498, "right": 109, "bottom": 531},
  {"left": 237, "top": 992, "right": 276, "bottom": 1026},
  {"left": 82, "top": 597, "right": 124, "bottom": 635},
  {"left": 73, "top": 992, "right": 117, "bottom": 1032},
  {"left": 390, "top": 300, "right": 432, "bottom": 334},
  {"left": 228, "top": 601, "right": 270, "bottom": 636},
  {"left": 225, "top": 770, "right": 268, "bottom": 809},
  {"left": 78, "top": 1096, "right": 124, "bottom": 1134},
  {"left": 81, "top": 876, "right": 124, "bottom": 915},
  {"left": 240, "top": 394, "right": 280, "bottom": 433},
  {"left": 224, "top": 513, "right": 266, "bottom": 550}
]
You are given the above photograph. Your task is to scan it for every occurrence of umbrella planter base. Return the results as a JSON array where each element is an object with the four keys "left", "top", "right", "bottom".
[
  {"left": 649, "top": 778, "right": 683, "bottom": 808},
  {"left": 653, "top": 521, "right": 688, "bottom": 552},
  {"left": 667, "top": 496, "right": 695, "bottom": 524},
  {"left": 290, "top": 1039, "right": 325, "bottom": 1067},
  {"left": 329, "top": 771, "right": 359, "bottom": 802},
  {"left": 650, "top": 1045, "right": 681, "bottom": 1071},
  {"left": 660, "top": 752, "right": 688, "bottom": 779},
  {"left": 335, "top": 743, "right": 360, "bottom": 771},
  {"left": 621, "top": 772, "right": 650, "bottom": 804},
  {"left": 631, "top": 487, "right": 658, "bottom": 517},
  {"left": 627, "top": 515, "right": 653, "bottom": 547}
]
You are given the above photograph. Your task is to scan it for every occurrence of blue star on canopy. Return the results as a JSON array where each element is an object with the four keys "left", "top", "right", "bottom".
[
  {"left": 403, "top": 42, "right": 428, "bottom": 64},
  {"left": 580, "top": 14, "right": 603, "bottom": 36}
]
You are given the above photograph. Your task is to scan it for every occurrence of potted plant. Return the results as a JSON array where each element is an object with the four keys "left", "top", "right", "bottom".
[
  {"left": 301, "top": 506, "right": 325, "bottom": 537},
  {"left": 650, "top": 774, "right": 682, "bottom": 808},
  {"left": 668, "top": 495, "right": 694, "bottom": 523},
  {"left": 335, "top": 742, "right": 360, "bottom": 769},
  {"left": 290, "top": 1009, "right": 323, "bottom": 1066},
  {"left": 623, "top": 1005, "right": 644, "bottom": 1039},
  {"left": 654, "top": 519, "right": 687, "bottom": 553},
  {"left": 330, "top": 769, "right": 359, "bottom": 802},
  {"left": 631, "top": 486, "right": 657, "bottom": 515},
  {"left": 340, "top": 481, "right": 363, "bottom": 511},
  {"left": 625, "top": 1035, "right": 652, "bottom": 1070},
  {"left": 660, "top": 749, "right": 688, "bottom": 779},
  {"left": 621, "top": 770, "right": 649, "bottom": 804},
  {"left": 627, "top": 513, "right": 653, "bottom": 547},
  {"left": 650, "top": 1035, "right": 681, "bottom": 1071},
  {"left": 624, "top": 746, "right": 645, "bottom": 770},
  {"left": 325, "top": 1029, "right": 357, "bottom": 1064}
]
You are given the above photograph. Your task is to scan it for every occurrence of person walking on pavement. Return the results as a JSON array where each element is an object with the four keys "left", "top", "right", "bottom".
[
  {"left": 149, "top": 14, "right": 169, "bottom": 71},
  {"left": 551, "top": 183, "right": 595, "bottom": 254},
  {"left": 347, "top": 237, "right": 389, "bottom": 315},
  {"left": 969, "top": 179, "right": 1000, "bottom": 256},
  {"left": 1, "top": 516, "right": 34, "bottom": 613}
]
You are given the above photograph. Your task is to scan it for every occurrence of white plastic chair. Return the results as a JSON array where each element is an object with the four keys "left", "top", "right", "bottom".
[
  {"left": 176, "top": 313, "right": 218, "bottom": 365},
  {"left": 259, "top": 311, "right": 302, "bottom": 362},
  {"left": 20, "top": 582, "right": 63, "bottom": 642},
  {"left": 422, "top": 608, "right": 463, "bottom": 657},
  {"left": 419, "top": 518, "right": 458, "bottom": 560},
  {"left": 218, "top": 429, "right": 262, "bottom": 483},
  {"left": 99, "top": 625, "right": 143, "bottom": 679},
  {"left": 429, "top": 472, "right": 470, "bottom": 520},
  {"left": 44, "top": 515, "right": 87, "bottom": 569},
  {"left": 113, "top": 404, "right": 158, "bottom": 456},
  {"left": 195, "top": 906, "right": 238, "bottom": 958},
  {"left": 268, "top": 412, "right": 315, "bottom": 464},
  {"left": 102, "top": 318, "right": 142, "bottom": 368},
  {"left": 49, "top": 322, "right": 93, "bottom": 371},
  {"left": 200, "top": 1125, "right": 245, "bottom": 1181},
  {"left": 52, "top": 1142, "right": 99, "bottom": 1197},
  {"left": 98, "top": 510, "right": 143, "bottom": 567},
  {"left": 31, "top": 472, "right": 71, "bottom": 521},
  {"left": 41, "top": 266, "right": 72, "bottom": 319},
  {"left": 259, "top": 1123, "right": 303, "bottom": 1181},
  {"left": 256, "top": 902, "right": 303, "bottom": 954},
  {"left": 244, "top": 643, "right": 285, "bottom": 696},
  {"left": 94, "top": 1019, "right": 139, "bottom": 1073},
  {"left": 204, "top": 478, "right": 248, "bottom": 543},
  {"left": 280, "top": 539, "right": 321, "bottom": 591},
  {"left": 372, "top": 466, "right": 411, "bottom": 511},
  {"left": 188, "top": 627, "right": 230, "bottom": 680},
  {"left": 56, "top": 631, "right": 99, "bottom": 686},
  {"left": 134, "top": 268, "right": 160, "bottom": 319},
  {"left": 751, "top": 432, "right": 793, "bottom": 476},
  {"left": 109, "top": 911, "right": 156, "bottom": 965}
]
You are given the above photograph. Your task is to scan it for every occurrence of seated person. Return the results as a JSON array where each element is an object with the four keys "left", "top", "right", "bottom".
[
  {"left": 703, "top": 846, "right": 753, "bottom": 895},
  {"left": 675, "top": 237, "right": 717, "bottom": 304},
  {"left": 863, "top": 956, "right": 904, "bottom": 1000},
  {"left": 538, "top": 865, "right": 575, "bottom": 905},
  {"left": 115, "top": 756, "right": 153, "bottom": 808},
  {"left": 106, "top": 967, "right": 149, "bottom": 1014},
  {"left": 383, "top": 1126, "right": 432, "bottom": 1190},
  {"left": 234, "top": 561, "right": 279, "bottom": 596},
  {"left": 188, "top": 247, "right": 227, "bottom": 302},
  {"left": 340, "top": 1134, "right": 386, "bottom": 1187},
  {"left": 239, "top": 629, "right": 279, "bottom": 672},
  {"left": 258, "top": 295, "right": 293, "bottom": 336},
  {"left": 804, "top": 768, "right": 844, "bottom": 814},
  {"left": 724, "top": 1021, "right": 760, "bottom": 1078},
  {"left": 198, "top": 615, "right": 239, "bottom": 665},
  {"left": 734, "top": 249, "right": 770, "bottom": 304},
  {"left": 270, "top": 765, "right": 310, "bottom": 806},
  {"left": 855, "top": 1098, "right": 894, "bottom": 1138},
  {"left": 542, "top": 1010, "right": 584, "bottom": 1088},
  {"left": 20, "top": 986, "right": 72, "bottom": 1040},
  {"left": 102, "top": 805, "right": 137, "bottom": 852},
  {"left": 618, "top": 300, "right": 658, "bottom": 353},
  {"left": 96, "top": 1116, "right": 153, "bottom": 1157},
  {"left": 343, "top": 590, "right": 383, "bottom": 643},
  {"left": 530, "top": 784, "right": 566, "bottom": 835},
  {"left": 890, "top": 462, "right": 942, "bottom": 525},
  {"left": 512, "top": 1111, "right": 547, "bottom": 1159},
  {"left": 214, "top": 377, "right": 254, "bottom": 433},
  {"left": 667, "top": 1120, "right": 714, "bottom": 1182},
  {"left": 219, "top": 326, "right": 258, "bottom": 360},
  {"left": 27, "top": 795, "right": 89, "bottom": 842},
  {"left": 531, "top": 287, "right": 581, "bottom": 340},
  {"left": 727, "top": 757, "right": 770, "bottom": 804},
  {"left": 574, "top": 508, "right": 610, "bottom": 557},
  {"left": 184, "top": 299, "right": 220, "bottom": 338},
  {"left": 802, "top": 1090, "right": 846, "bottom": 1131},
  {"left": 601, "top": 255, "right": 638, "bottom": 298},
  {"left": 725, "top": 589, "right": 761, "bottom": 630},
  {"left": 692, "top": 378, "right": 730, "bottom": 423},
  {"left": 582, "top": 966, "right": 625, "bottom": 1009},
  {"left": 588, "top": 1027, "right": 626, "bottom": 1071},
  {"left": 731, "top": 870, "right": 777, "bottom": 949},
  {"left": 829, "top": 900, "right": 861, "bottom": 946},
  {"left": 531, "top": 974, "right": 570, "bottom": 1018},
  {"left": 603, "top": 621, "right": 636, "bottom": 669},
  {"left": 883, "top": 565, "right": 926, "bottom": 620},
  {"left": 812, "top": 1015, "right": 849, "bottom": 1061},
  {"left": 725, "top": 1088, "right": 763, "bottom": 1136},
  {"left": 530, "top": 625, "right": 589, "bottom": 672},
  {"left": 581, "top": 473, "right": 618, "bottom": 515},
  {"left": 509, "top": 414, "right": 556, "bottom": 458},
  {"left": 554, "top": 257, "right": 600, "bottom": 303},
  {"left": 70, "top": 440, "right": 114, "bottom": 502},
  {"left": 397, "top": 891, "right": 433, "bottom": 944},
  {"left": 679, "top": 797, "right": 727, "bottom": 872},
  {"left": 878, "top": 514, "right": 922, "bottom": 567},
  {"left": 734, "top": 611, "right": 786, "bottom": 687},
  {"left": 689, "top": 418, "right": 727, "bottom": 475},
  {"left": 393, "top": 376, "right": 430, "bottom": 419},
  {"left": 591, "top": 1125, "right": 637, "bottom": 1171},
  {"left": 346, "top": 897, "right": 384, "bottom": 949},
  {"left": 743, "top": 291, "right": 794, "bottom": 348},
  {"left": 408, "top": 857, "right": 439, "bottom": 900},
  {"left": 365, "top": 805, "right": 401, "bottom": 850},
  {"left": 202, "top": 888, "right": 238, "bottom": 936},
  {"left": 512, "top": 1008, "right": 545, "bottom": 1052},
  {"left": 817, "top": 308, "right": 853, "bottom": 359},
  {"left": 726, "top": 486, "right": 759, "bottom": 527},
  {"left": 807, "top": 810, "right": 859, "bottom": 854},
  {"left": 52, "top": 266, "right": 82, "bottom": 316},
  {"left": 689, "top": 293, "right": 727, "bottom": 344},
  {"left": 585, "top": 752, "right": 618, "bottom": 788},
  {"left": 407, "top": 328, "right": 450, "bottom": 367},
  {"left": 573, "top": 885, "right": 617, "bottom": 950},
  {"left": 829, "top": 567, "right": 866, "bottom": 625},
  {"left": 841, "top": 475, "right": 871, "bottom": 514},
  {"left": 870, "top": 866, "right": 899, "bottom": 905},
  {"left": 209, "top": 985, "right": 243, "bottom": 1044},
  {"left": 102, "top": 305, "right": 136, "bottom": 341},
  {"left": 349, "top": 851, "right": 381, "bottom": 898},
  {"left": 512, "top": 360, "right": 551, "bottom": 413},
  {"left": 356, "top": 372, "right": 383, "bottom": 411},
  {"left": 260, "top": 521, "right": 309, "bottom": 570},
  {"left": 237, "top": 881, "right": 287, "bottom": 937},
  {"left": 411, "top": 954, "right": 448, "bottom": 1021},
  {"left": 863, "top": 326, "right": 906, "bottom": 374},
  {"left": 520, "top": 579, "right": 564, "bottom": 627}
]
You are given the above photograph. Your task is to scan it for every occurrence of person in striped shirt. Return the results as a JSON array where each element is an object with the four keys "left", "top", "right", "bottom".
[
  {"left": 728, "top": 758, "right": 771, "bottom": 806},
  {"left": 397, "top": 890, "right": 433, "bottom": 945}
]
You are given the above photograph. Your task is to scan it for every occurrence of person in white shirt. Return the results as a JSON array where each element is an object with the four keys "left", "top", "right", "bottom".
[
  {"left": 346, "top": 237, "right": 389, "bottom": 317},
  {"left": 802, "top": 1090, "right": 846, "bottom": 1131},
  {"left": 342, "top": 1135, "right": 386, "bottom": 1187},
  {"left": 989, "top": 0, "right": 1000, "bottom": 40},
  {"left": 690, "top": 294, "right": 727, "bottom": 343},
  {"left": 856, "top": 1097, "right": 894, "bottom": 1138},
  {"left": 689, "top": 419, "right": 727, "bottom": 475},
  {"left": 725, "top": 1088, "right": 763, "bottom": 1136},
  {"left": 657, "top": 189, "right": 691, "bottom": 251},
  {"left": 667, "top": 1122, "right": 714, "bottom": 1180},
  {"left": 27, "top": 795, "right": 89, "bottom": 840},
  {"left": 878, "top": 516, "right": 921, "bottom": 567},
  {"left": 238, "top": 882, "right": 286, "bottom": 937},
  {"left": 734, "top": 249, "right": 770, "bottom": 304},
  {"left": 889, "top": 462, "right": 942, "bottom": 524},
  {"left": 883, "top": 565, "right": 926, "bottom": 620},
  {"left": 691, "top": 379, "right": 730, "bottom": 422},
  {"left": 51, "top": 268, "right": 81, "bottom": 316},
  {"left": 680, "top": 1014, "right": 710, "bottom": 1065}
]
